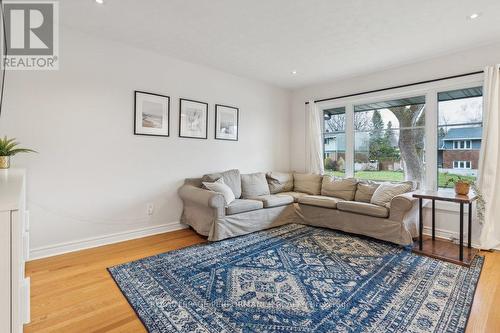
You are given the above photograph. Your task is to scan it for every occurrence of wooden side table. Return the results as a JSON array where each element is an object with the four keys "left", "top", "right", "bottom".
[{"left": 412, "top": 190, "right": 479, "bottom": 266}]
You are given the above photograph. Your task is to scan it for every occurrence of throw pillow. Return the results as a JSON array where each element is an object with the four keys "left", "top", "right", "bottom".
[
  {"left": 321, "top": 176, "right": 358, "bottom": 200},
  {"left": 355, "top": 182, "right": 380, "bottom": 203},
  {"left": 202, "top": 178, "right": 235, "bottom": 206},
  {"left": 293, "top": 173, "right": 322, "bottom": 195},
  {"left": 202, "top": 169, "right": 241, "bottom": 198},
  {"left": 370, "top": 182, "right": 413, "bottom": 207},
  {"left": 266, "top": 171, "right": 293, "bottom": 194},
  {"left": 241, "top": 172, "right": 271, "bottom": 198}
]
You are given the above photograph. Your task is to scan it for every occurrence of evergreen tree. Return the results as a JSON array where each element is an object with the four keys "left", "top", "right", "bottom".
[
  {"left": 371, "top": 110, "right": 384, "bottom": 139},
  {"left": 385, "top": 121, "right": 396, "bottom": 145},
  {"left": 369, "top": 116, "right": 399, "bottom": 162}
]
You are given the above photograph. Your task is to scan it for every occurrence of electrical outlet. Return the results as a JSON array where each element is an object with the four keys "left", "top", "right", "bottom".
[{"left": 147, "top": 203, "right": 154, "bottom": 216}]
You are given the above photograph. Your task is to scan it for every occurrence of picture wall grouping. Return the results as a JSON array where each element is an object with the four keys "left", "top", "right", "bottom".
[{"left": 134, "top": 91, "right": 239, "bottom": 141}]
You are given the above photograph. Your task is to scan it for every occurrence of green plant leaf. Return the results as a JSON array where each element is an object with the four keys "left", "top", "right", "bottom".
[
  {"left": 0, "top": 136, "right": 36, "bottom": 156},
  {"left": 7, "top": 148, "right": 37, "bottom": 155}
]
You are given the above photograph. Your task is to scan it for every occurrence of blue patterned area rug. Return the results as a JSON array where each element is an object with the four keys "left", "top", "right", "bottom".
[{"left": 108, "top": 224, "right": 483, "bottom": 333}]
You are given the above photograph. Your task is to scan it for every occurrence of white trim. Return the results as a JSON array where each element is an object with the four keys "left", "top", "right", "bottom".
[
  {"left": 452, "top": 160, "right": 472, "bottom": 169},
  {"left": 421, "top": 226, "right": 500, "bottom": 251},
  {"left": 314, "top": 74, "right": 483, "bottom": 110},
  {"left": 425, "top": 90, "right": 438, "bottom": 190},
  {"left": 345, "top": 104, "right": 355, "bottom": 177},
  {"left": 28, "top": 221, "right": 187, "bottom": 260},
  {"left": 419, "top": 201, "right": 500, "bottom": 248},
  {"left": 443, "top": 137, "right": 481, "bottom": 141},
  {"left": 451, "top": 140, "right": 472, "bottom": 150},
  {"left": 422, "top": 226, "right": 480, "bottom": 248}
]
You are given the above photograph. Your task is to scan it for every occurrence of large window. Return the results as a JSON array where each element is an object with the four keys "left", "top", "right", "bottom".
[
  {"left": 318, "top": 77, "right": 483, "bottom": 191},
  {"left": 323, "top": 107, "right": 346, "bottom": 177},
  {"left": 437, "top": 87, "right": 483, "bottom": 188},
  {"left": 353, "top": 96, "right": 425, "bottom": 183}
]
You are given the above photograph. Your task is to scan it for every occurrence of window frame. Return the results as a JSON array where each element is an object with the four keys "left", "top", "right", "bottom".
[
  {"left": 452, "top": 160, "right": 472, "bottom": 169},
  {"left": 451, "top": 140, "right": 472, "bottom": 150},
  {"left": 316, "top": 73, "right": 483, "bottom": 200}
]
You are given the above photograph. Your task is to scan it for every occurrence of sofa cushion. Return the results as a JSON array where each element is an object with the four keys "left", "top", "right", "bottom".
[
  {"left": 266, "top": 171, "right": 293, "bottom": 194},
  {"left": 293, "top": 173, "right": 322, "bottom": 195},
  {"left": 321, "top": 176, "right": 357, "bottom": 200},
  {"left": 279, "top": 191, "right": 307, "bottom": 203},
  {"left": 370, "top": 181, "right": 413, "bottom": 207},
  {"left": 337, "top": 201, "right": 389, "bottom": 218},
  {"left": 241, "top": 172, "right": 270, "bottom": 198},
  {"left": 202, "top": 178, "right": 235, "bottom": 205},
  {"left": 202, "top": 169, "right": 242, "bottom": 198},
  {"left": 298, "top": 195, "right": 341, "bottom": 209},
  {"left": 225, "top": 199, "right": 264, "bottom": 215},
  {"left": 250, "top": 194, "right": 294, "bottom": 208},
  {"left": 355, "top": 182, "right": 380, "bottom": 203}
]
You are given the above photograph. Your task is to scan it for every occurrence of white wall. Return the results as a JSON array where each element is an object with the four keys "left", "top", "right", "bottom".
[
  {"left": 290, "top": 42, "right": 500, "bottom": 245},
  {"left": 0, "top": 28, "right": 291, "bottom": 257},
  {"left": 4, "top": 26, "right": 498, "bottom": 256}
]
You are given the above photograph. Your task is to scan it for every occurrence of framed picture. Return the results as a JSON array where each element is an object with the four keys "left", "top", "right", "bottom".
[
  {"left": 215, "top": 104, "right": 239, "bottom": 141},
  {"left": 179, "top": 98, "right": 208, "bottom": 139},
  {"left": 134, "top": 91, "right": 170, "bottom": 137}
]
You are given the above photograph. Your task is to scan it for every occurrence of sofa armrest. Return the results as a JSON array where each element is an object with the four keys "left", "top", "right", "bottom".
[
  {"left": 178, "top": 184, "right": 225, "bottom": 209},
  {"left": 389, "top": 192, "right": 418, "bottom": 221}
]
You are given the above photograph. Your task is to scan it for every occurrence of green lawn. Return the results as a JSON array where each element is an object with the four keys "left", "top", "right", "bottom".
[{"left": 325, "top": 170, "right": 476, "bottom": 188}]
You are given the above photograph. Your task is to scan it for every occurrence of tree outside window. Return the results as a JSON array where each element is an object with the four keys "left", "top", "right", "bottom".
[{"left": 354, "top": 97, "right": 425, "bottom": 183}]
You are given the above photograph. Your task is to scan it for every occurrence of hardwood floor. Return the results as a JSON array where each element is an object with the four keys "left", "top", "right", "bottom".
[
  {"left": 25, "top": 228, "right": 499, "bottom": 332},
  {"left": 25, "top": 229, "right": 207, "bottom": 332}
]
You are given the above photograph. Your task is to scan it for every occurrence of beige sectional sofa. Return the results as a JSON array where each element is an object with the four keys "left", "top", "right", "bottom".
[{"left": 178, "top": 169, "right": 419, "bottom": 245}]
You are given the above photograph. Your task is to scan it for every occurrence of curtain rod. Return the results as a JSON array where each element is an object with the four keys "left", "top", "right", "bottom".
[{"left": 304, "top": 70, "right": 484, "bottom": 105}]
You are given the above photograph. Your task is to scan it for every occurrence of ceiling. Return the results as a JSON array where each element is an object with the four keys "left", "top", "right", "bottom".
[{"left": 60, "top": 0, "right": 500, "bottom": 89}]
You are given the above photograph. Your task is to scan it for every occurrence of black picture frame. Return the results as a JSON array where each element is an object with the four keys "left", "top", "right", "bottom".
[
  {"left": 178, "top": 98, "right": 209, "bottom": 139},
  {"left": 215, "top": 104, "right": 239, "bottom": 141},
  {"left": 134, "top": 90, "right": 170, "bottom": 137}
]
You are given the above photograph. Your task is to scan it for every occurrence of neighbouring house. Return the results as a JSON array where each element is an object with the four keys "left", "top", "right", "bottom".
[
  {"left": 324, "top": 131, "right": 402, "bottom": 171},
  {"left": 438, "top": 126, "right": 483, "bottom": 176},
  {"left": 324, "top": 132, "right": 346, "bottom": 161}
]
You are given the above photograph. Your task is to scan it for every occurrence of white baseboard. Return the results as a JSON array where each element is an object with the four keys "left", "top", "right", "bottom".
[
  {"left": 29, "top": 221, "right": 187, "bottom": 260},
  {"left": 422, "top": 226, "right": 481, "bottom": 248},
  {"left": 27, "top": 222, "right": 495, "bottom": 261}
]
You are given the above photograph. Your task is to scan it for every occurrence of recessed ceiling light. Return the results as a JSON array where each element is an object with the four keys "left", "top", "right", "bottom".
[
  {"left": 95, "top": 0, "right": 104, "bottom": 4},
  {"left": 291, "top": 70, "right": 297, "bottom": 75},
  {"left": 468, "top": 12, "right": 481, "bottom": 20}
]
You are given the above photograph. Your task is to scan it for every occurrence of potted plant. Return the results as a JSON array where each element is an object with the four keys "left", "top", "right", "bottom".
[
  {"left": 443, "top": 173, "right": 486, "bottom": 225},
  {"left": 444, "top": 175, "right": 474, "bottom": 195},
  {"left": 0, "top": 136, "right": 36, "bottom": 169}
]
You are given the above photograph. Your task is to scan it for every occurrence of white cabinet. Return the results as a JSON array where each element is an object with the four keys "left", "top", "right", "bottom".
[{"left": 0, "top": 169, "right": 30, "bottom": 333}]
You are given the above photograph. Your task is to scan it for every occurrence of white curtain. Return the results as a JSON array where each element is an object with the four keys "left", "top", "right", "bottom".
[
  {"left": 478, "top": 65, "right": 500, "bottom": 250},
  {"left": 306, "top": 101, "right": 324, "bottom": 175}
]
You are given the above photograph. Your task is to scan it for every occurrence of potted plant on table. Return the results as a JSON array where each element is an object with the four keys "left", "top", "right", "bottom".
[
  {"left": 444, "top": 175, "right": 473, "bottom": 195},
  {"left": 0, "top": 136, "right": 36, "bottom": 169},
  {"left": 444, "top": 174, "right": 486, "bottom": 225}
]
